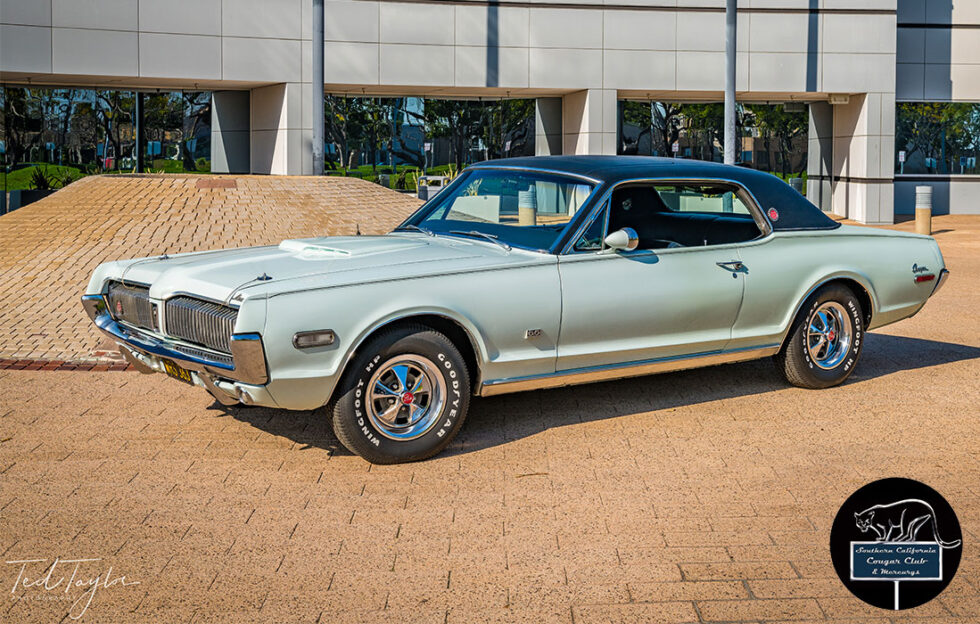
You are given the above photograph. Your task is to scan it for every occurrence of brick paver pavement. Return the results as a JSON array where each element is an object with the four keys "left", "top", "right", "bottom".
[
  {"left": 1, "top": 207, "right": 978, "bottom": 621},
  {"left": 0, "top": 174, "right": 421, "bottom": 363}
]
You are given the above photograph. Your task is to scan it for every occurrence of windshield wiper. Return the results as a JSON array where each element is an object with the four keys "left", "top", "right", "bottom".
[
  {"left": 448, "top": 230, "right": 512, "bottom": 251},
  {"left": 395, "top": 224, "right": 435, "bottom": 237}
]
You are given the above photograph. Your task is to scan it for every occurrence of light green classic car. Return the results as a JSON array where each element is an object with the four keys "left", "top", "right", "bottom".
[{"left": 82, "top": 156, "right": 948, "bottom": 463}]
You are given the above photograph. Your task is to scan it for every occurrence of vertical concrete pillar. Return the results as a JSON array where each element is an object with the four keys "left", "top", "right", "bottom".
[
  {"left": 249, "top": 83, "right": 312, "bottom": 175},
  {"left": 535, "top": 98, "right": 562, "bottom": 156},
  {"left": 561, "top": 89, "right": 617, "bottom": 156},
  {"left": 827, "top": 93, "right": 895, "bottom": 224},
  {"left": 211, "top": 91, "right": 250, "bottom": 174},
  {"left": 806, "top": 101, "right": 834, "bottom": 212}
]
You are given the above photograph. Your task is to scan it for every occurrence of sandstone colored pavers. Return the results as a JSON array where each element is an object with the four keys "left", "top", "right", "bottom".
[
  {"left": 0, "top": 174, "right": 422, "bottom": 363},
  {"left": 0, "top": 216, "right": 978, "bottom": 622}
]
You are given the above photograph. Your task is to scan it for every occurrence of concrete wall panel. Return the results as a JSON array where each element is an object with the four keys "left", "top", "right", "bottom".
[
  {"left": 139, "top": 33, "right": 221, "bottom": 80},
  {"left": 323, "top": 0, "right": 380, "bottom": 43},
  {"left": 1, "top": 0, "right": 52, "bottom": 26},
  {"left": 52, "top": 0, "right": 137, "bottom": 31},
  {"left": 380, "top": 2, "right": 455, "bottom": 46},
  {"left": 529, "top": 48, "right": 602, "bottom": 89},
  {"left": 454, "top": 46, "right": 530, "bottom": 88},
  {"left": 0, "top": 24, "right": 52, "bottom": 73},
  {"left": 138, "top": 0, "right": 221, "bottom": 36},
  {"left": 455, "top": 5, "right": 529, "bottom": 48},
  {"left": 324, "top": 42, "right": 380, "bottom": 85},
  {"left": 602, "top": 10, "right": 676, "bottom": 51},
  {"left": 222, "top": 0, "right": 301, "bottom": 40},
  {"left": 223, "top": 36, "right": 301, "bottom": 82},
  {"left": 379, "top": 44, "right": 454, "bottom": 87},
  {"left": 52, "top": 28, "right": 138, "bottom": 76},
  {"left": 530, "top": 8, "right": 602, "bottom": 49}
]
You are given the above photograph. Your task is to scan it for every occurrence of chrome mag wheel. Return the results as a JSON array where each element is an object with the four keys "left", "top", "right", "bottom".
[
  {"left": 806, "top": 301, "right": 853, "bottom": 370},
  {"left": 366, "top": 354, "right": 446, "bottom": 440}
]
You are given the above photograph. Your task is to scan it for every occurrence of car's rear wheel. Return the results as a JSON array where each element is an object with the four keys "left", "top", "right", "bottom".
[
  {"left": 331, "top": 324, "right": 470, "bottom": 464},
  {"left": 775, "top": 284, "right": 865, "bottom": 389}
]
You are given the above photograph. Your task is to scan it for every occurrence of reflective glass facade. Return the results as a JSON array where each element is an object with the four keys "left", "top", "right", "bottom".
[
  {"left": 324, "top": 96, "right": 535, "bottom": 184},
  {"left": 618, "top": 101, "right": 809, "bottom": 190},
  {"left": 1, "top": 86, "right": 212, "bottom": 192},
  {"left": 895, "top": 102, "right": 980, "bottom": 175}
]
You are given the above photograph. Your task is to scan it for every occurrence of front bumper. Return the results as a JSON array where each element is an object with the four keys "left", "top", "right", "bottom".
[{"left": 81, "top": 294, "right": 273, "bottom": 406}]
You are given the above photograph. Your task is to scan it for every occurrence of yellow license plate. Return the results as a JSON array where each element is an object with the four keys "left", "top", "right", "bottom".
[{"left": 162, "top": 359, "right": 194, "bottom": 385}]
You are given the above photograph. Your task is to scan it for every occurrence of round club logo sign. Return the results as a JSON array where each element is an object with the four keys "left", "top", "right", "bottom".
[{"left": 830, "top": 478, "right": 962, "bottom": 610}]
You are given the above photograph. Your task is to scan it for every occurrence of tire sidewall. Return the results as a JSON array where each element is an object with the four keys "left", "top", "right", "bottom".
[
  {"left": 341, "top": 331, "right": 469, "bottom": 461},
  {"left": 796, "top": 286, "right": 864, "bottom": 384}
]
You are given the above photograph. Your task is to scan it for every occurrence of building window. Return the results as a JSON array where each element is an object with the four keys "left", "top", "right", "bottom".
[
  {"left": 1, "top": 86, "right": 213, "bottom": 192},
  {"left": 896, "top": 102, "right": 980, "bottom": 175},
  {"left": 617, "top": 101, "right": 809, "bottom": 191},
  {"left": 324, "top": 96, "right": 535, "bottom": 186}
]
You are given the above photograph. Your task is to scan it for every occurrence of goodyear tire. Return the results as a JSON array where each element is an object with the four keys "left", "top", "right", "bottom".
[
  {"left": 331, "top": 324, "right": 470, "bottom": 464},
  {"left": 775, "top": 284, "right": 865, "bottom": 389}
]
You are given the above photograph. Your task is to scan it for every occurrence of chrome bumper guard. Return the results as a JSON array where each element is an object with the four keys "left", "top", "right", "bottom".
[{"left": 81, "top": 294, "right": 268, "bottom": 386}]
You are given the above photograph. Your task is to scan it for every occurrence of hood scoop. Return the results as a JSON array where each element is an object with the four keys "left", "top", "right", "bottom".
[{"left": 278, "top": 236, "right": 429, "bottom": 259}]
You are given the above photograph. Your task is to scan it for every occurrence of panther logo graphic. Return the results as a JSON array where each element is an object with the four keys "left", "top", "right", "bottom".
[{"left": 854, "top": 499, "right": 961, "bottom": 548}]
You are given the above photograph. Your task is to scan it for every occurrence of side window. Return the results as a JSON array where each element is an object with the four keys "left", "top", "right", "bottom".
[
  {"left": 606, "top": 182, "right": 764, "bottom": 250},
  {"left": 655, "top": 184, "right": 753, "bottom": 215},
  {"left": 573, "top": 203, "right": 607, "bottom": 251}
]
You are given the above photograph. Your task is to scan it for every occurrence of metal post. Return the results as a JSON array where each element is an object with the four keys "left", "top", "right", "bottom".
[
  {"left": 915, "top": 185, "right": 932, "bottom": 235},
  {"left": 724, "top": 0, "right": 737, "bottom": 165},
  {"left": 135, "top": 92, "right": 145, "bottom": 173},
  {"left": 312, "top": 0, "right": 325, "bottom": 176}
]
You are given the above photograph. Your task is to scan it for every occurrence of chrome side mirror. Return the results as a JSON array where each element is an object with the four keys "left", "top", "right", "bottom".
[{"left": 603, "top": 227, "right": 639, "bottom": 252}]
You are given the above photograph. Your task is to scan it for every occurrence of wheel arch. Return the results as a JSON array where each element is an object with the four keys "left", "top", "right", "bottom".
[
  {"left": 779, "top": 274, "right": 876, "bottom": 351},
  {"left": 338, "top": 311, "right": 486, "bottom": 395}
]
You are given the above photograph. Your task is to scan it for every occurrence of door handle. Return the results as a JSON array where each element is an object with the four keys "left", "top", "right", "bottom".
[{"left": 716, "top": 260, "right": 745, "bottom": 272}]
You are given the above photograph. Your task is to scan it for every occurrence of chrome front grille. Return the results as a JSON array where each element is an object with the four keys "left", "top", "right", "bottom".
[
  {"left": 165, "top": 296, "right": 238, "bottom": 354},
  {"left": 106, "top": 281, "right": 155, "bottom": 331}
]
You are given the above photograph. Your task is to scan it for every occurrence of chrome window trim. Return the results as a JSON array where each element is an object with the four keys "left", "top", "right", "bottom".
[
  {"left": 466, "top": 165, "right": 603, "bottom": 185},
  {"left": 396, "top": 166, "right": 603, "bottom": 255},
  {"left": 560, "top": 176, "right": 774, "bottom": 255}
]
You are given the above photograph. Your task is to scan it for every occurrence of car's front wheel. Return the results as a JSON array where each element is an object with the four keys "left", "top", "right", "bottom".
[
  {"left": 775, "top": 283, "right": 865, "bottom": 389},
  {"left": 331, "top": 324, "right": 470, "bottom": 464}
]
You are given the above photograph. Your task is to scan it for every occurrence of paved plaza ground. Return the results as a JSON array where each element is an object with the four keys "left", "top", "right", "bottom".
[
  {"left": 0, "top": 175, "right": 422, "bottom": 363},
  {"left": 0, "top": 179, "right": 978, "bottom": 622}
]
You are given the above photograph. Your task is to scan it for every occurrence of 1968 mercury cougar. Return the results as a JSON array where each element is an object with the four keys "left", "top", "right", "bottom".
[{"left": 82, "top": 156, "right": 949, "bottom": 463}]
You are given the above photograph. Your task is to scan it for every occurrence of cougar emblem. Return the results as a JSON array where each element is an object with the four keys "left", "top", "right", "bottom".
[{"left": 854, "top": 499, "right": 961, "bottom": 548}]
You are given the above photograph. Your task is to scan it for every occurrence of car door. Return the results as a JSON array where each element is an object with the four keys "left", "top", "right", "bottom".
[{"left": 555, "top": 181, "right": 765, "bottom": 372}]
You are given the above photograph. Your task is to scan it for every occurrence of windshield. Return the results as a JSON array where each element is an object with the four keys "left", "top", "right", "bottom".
[{"left": 400, "top": 169, "right": 596, "bottom": 251}]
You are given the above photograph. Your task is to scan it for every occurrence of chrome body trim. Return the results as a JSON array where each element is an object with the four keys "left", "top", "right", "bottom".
[
  {"left": 477, "top": 344, "right": 780, "bottom": 396},
  {"left": 560, "top": 176, "right": 774, "bottom": 255},
  {"left": 165, "top": 295, "right": 239, "bottom": 354},
  {"left": 82, "top": 295, "right": 268, "bottom": 385},
  {"left": 105, "top": 281, "right": 156, "bottom": 331},
  {"left": 932, "top": 268, "right": 950, "bottom": 296}
]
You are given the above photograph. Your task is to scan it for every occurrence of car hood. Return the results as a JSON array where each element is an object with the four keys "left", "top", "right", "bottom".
[{"left": 97, "top": 234, "right": 549, "bottom": 303}]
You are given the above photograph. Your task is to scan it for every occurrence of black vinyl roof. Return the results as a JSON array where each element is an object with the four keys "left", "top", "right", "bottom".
[{"left": 470, "top": 156, "right": 839, "bottom": 231}]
